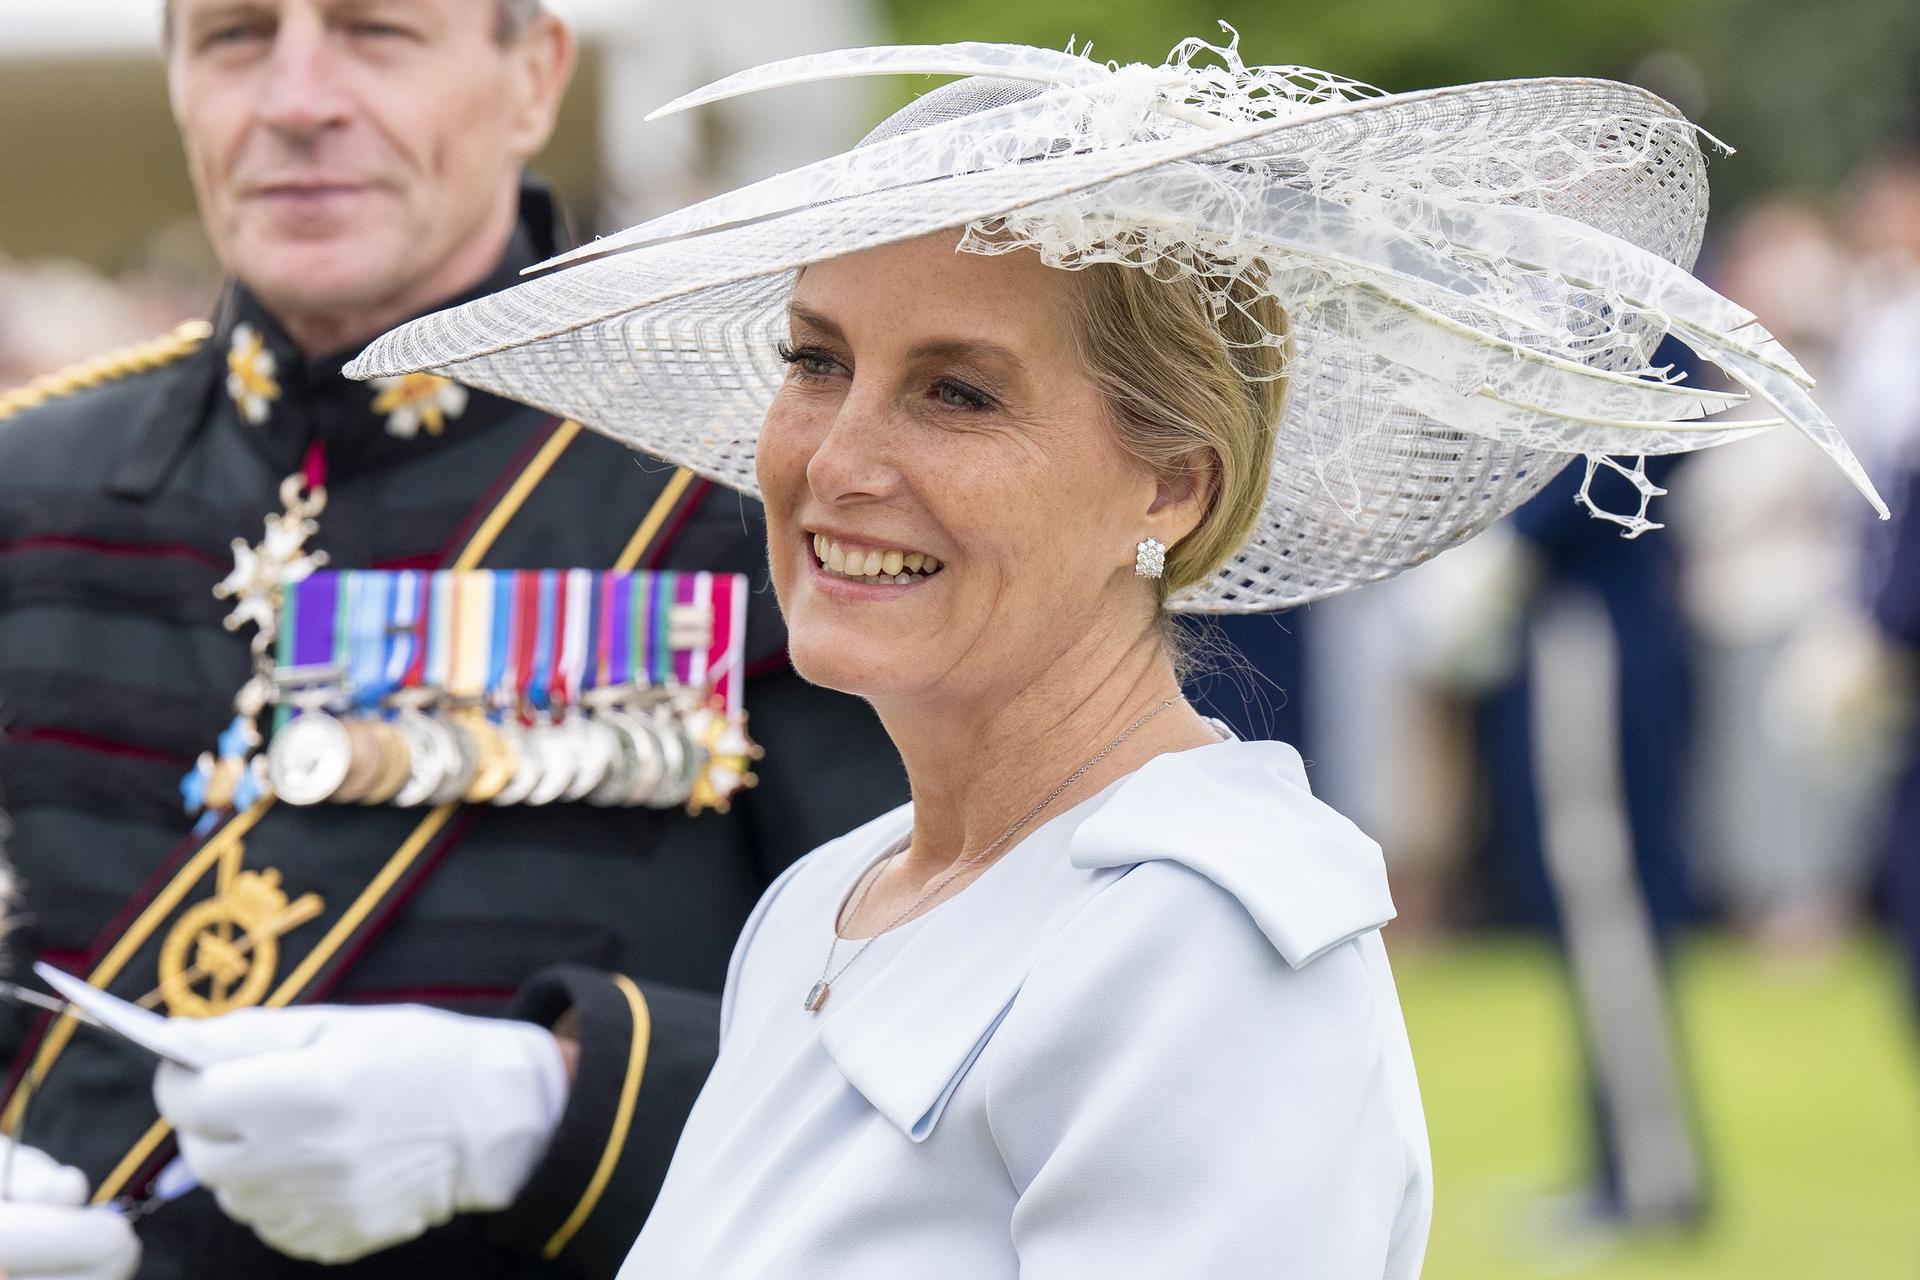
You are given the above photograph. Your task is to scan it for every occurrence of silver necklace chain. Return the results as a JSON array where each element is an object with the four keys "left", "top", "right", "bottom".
[{"left": 804, "top": 696, "right": 1180, "bottom": 1013}]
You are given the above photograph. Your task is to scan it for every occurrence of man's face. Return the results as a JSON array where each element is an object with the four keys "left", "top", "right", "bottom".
[{"left": 168, "top": 0, "right": 569, "bottom": 350}]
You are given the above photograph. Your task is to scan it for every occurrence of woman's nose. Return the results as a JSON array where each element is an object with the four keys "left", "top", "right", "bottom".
[{"left": 804, "top": 389, "right": 899, "bottom": 505}]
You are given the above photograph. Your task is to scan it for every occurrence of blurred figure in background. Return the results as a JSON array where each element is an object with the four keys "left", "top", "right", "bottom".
[
  {"left": 1472, "top": 435, "right": 1707, "bottom": 1231},
  {"left": 1674, "top": 198, "right": 1894, "bottom": 953},
  {"left": 0, "top": 259, "right": 164, "bottom": 390},
  {"left": 1848, "top": 147, "right": 1920, "bottom": 1015}
]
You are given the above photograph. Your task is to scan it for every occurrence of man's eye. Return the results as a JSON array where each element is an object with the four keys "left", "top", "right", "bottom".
[
  {"left": 350, "top": 22, "right": 409, "bottom": 38},
  {"left": 203, "top": 23, "right": 271, "bottom": 48}
]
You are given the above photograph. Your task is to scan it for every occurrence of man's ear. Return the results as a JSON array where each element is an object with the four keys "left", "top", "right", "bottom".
[{"left": 502, "top": 12, "right": 577, "bottom": 161}]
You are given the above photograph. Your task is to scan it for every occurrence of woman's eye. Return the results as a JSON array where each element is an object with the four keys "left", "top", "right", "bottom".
[
  {"left": 933, "top": 379, "right": 993, "bottom": 411},
  {"left": 776, "top": 343, "right": 841, "bottom": 379}
]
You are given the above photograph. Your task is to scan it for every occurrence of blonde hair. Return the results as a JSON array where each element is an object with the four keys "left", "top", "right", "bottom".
[{"left": 1064, "top": 261, "right": 1290, "bottom": 603}]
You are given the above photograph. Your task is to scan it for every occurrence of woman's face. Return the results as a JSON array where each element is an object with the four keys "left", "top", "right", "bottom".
[{"left": 756, "top": 233, "right": 1167, "bottom": 709}]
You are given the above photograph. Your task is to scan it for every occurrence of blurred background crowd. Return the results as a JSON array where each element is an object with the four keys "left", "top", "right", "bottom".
[{"left": 3, "top": 0, "right": 1918, "bottom": 1276}]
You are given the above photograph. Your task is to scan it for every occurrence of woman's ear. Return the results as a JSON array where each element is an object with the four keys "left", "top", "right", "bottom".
[{"left": 1146, "top": 452, "right": 1217, "bottom": 548}]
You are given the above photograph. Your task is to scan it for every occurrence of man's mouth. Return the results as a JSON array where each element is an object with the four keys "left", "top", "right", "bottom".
[
  {"left": 809, "top": 533, "right": 943, "bottom": 585},
  {"left": 250, "top": 181, "right": 372, "bottom": 203}
]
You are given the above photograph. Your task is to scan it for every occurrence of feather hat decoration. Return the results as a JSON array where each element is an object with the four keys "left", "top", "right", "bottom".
[{"left": 350, "top": 30, "right": 1884, "bottom": 610}]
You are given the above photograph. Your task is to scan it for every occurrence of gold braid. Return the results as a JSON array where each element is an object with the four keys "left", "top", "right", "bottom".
[{"left": 0, "top": 320, "right": 214, "bottom": 422}]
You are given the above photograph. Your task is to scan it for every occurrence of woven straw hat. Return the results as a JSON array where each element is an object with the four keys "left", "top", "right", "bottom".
[{"left": 348, "top": 34, "right": 1884, "bottom": 611}]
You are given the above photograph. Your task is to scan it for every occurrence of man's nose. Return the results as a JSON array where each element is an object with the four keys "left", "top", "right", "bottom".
[{"left": 255, "top": 11, "right": 353, "bottom": 142}]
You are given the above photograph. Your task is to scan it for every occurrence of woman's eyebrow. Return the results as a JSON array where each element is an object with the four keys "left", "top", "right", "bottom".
[
  {"left": 787, "top": 305, "right": 1029, "bottom": 375},
  {"left": 786, "top": 306, "right": 846, "bottom": 341},
  {"left": 908, "top": 339, "right": 1029, "bottom": 375}
]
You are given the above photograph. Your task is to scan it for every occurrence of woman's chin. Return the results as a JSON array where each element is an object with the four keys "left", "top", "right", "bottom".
[{"left": 785, "top": 634, "right": 921, "bottom": 703}]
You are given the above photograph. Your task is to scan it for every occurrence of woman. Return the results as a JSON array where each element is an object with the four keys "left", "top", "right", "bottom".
[{"left": 353, "top": 36, "right": 1881, "bottom": 1278}]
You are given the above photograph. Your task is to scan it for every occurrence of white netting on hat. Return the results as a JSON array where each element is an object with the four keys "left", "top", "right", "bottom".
[{"left": 349, "top": 35, "right": 1885, "bottom": 612}]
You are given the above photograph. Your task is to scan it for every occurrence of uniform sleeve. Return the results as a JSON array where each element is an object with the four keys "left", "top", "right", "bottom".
[
  {"left": 982, "top": 865, "right": 1429, "bottom": 1280},
  {"left": 484, "top": 965, "right": 720, "bottom": 1279}
]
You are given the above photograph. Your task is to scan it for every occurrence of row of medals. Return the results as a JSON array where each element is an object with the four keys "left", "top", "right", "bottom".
[{"left": 266, "top": 695, "right": 706, "bottom": 809}]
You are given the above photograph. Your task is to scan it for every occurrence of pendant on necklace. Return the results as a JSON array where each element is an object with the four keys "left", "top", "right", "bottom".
[{"left": 803, "top": 981, "right": 831, "bottom": 1013}]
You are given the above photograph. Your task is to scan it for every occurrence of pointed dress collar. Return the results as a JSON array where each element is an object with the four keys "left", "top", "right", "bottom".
[{"left": 814, "top": 738, "right": 1396, "bottom": 1141}]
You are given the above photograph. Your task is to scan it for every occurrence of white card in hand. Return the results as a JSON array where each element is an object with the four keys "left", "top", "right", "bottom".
[{"left": 33, "top": 962, "right": 213, "bottom": 1072}]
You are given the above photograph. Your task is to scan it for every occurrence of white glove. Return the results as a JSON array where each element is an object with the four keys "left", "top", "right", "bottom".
[
  {"left": 152, "top": 1004, "right": 567, "bottom": 1265},
  {"left": 0, "top": 1136, "right": 141, "bottom": 1280}
]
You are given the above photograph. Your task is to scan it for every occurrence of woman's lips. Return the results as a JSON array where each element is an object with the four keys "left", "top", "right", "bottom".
[
  {"left": 809, "top": 532, "right": 942, "bottom": 585},
  {"left": 804, "top": 531, "right": 943, "bottom": 598}
]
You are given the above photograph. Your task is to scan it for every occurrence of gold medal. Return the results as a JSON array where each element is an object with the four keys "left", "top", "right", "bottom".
[
  {"left": 330, "top": 719, "right": 388, "bottom": 804},
  {"left": 357, "top": 719, "right": 414, "bottom": 805},
  {"left": 460, "top": 713, "right": 517, "bottom": 804}
]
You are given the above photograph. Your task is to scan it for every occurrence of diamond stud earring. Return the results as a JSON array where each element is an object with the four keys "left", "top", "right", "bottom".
[{"left": 1135, "top": 537, "right": 1166, "bottom": 579}]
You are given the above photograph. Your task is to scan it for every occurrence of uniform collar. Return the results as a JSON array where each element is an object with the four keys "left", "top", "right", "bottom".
[
  {"left": 212, "top": 215, "right": 543, "bottom": 479},
  {"left": 818, "top": 738, "right": 1395, "bottom": 1142},
  {"left": 109, "top": 178, "right": 566, "bottom": 498}
]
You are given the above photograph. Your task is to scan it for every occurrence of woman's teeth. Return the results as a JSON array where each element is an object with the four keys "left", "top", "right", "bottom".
[{"left": 812, "top": 534, "right": 942, "bottom": 584}]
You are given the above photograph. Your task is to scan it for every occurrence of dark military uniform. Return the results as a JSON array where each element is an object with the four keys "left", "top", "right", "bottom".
[{"left": 0, "top": 183, "right": 905, "bottom": 1279}]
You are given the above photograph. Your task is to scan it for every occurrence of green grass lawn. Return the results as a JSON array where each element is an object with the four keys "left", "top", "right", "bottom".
[{"left": 1394, "top": 933, "right": 1920, "bottom": 1279}]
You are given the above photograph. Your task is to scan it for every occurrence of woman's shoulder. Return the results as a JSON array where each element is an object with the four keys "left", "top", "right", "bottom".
[
  {"left": 1063, "top": 737, "right": 1397, "bottom": 969},
  {"left": 977, "top": 739, "right": 1407, "bottom": 1083}
]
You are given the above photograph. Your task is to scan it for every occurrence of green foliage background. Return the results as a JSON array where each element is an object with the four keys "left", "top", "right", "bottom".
[{"left": 883, "top": 0, "right": 1920, "bottom": 208}]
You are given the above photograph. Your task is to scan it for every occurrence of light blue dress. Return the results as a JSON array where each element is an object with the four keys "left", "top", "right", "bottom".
[{"left": 620, "top": 739, "right": 1432, "bottom": 1278}]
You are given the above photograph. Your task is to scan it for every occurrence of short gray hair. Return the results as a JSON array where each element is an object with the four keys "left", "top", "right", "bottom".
[
  {"left": 162, "top": 0, "right": 546, "bottom": 46},
  {"left": 494, "top": 0, "right": 544, "bottom": 41}
]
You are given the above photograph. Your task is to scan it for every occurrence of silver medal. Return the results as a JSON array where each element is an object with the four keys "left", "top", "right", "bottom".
[
  {"left": 587, "top": 711, "right": 643, "bottom": 807},
  {"left": 391, "top": 709, "right": 452, "bottom": 808},
  {"left": 489, "top": 719, "right": 543, "bottom": 806},
  {"left": 522, "top": 719, "right": 575, "bottom": 807},
  {"left": 561, "top": 712, "right": 617, "bottom": 804},
  {"left": 644, "top": 710, "right": 699, "bottom": 809},
  {"left": 612, "top": 710, "right": 669, "bottom": 807},
  {"left": 266, "top": 711, "right": 352, "bottom": 806},
  {"left": 426, "top": 712, "right": 479, "bottom": 806}
]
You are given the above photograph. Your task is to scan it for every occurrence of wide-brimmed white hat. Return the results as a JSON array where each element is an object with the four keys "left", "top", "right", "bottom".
[{"left": 348, "top": 32, "right": 1884, "bottom": 611}]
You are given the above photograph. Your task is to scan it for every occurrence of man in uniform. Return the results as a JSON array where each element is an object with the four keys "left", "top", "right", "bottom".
[{"left": 0, "top": 2, "right": 902, "bottom": 1277}]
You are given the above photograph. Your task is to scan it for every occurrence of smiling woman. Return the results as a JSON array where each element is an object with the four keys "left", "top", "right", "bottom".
[{"left": 349, "top": 32, "right": 1881, "bottom": 1280}]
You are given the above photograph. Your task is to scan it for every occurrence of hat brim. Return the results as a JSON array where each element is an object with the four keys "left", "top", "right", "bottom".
[{"left": 350, "top": 76, "right": 1774, "bottom": 610}]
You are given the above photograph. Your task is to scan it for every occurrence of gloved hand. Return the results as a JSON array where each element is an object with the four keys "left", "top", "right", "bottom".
[
  {"left": 0, "top": 1136, "right": 141, "bottom": 1280},
  {"left": 153, "top": 1004, "right": 568, "bottom": 1264}
]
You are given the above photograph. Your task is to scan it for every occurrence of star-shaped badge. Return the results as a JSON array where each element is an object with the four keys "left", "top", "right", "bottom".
[
  {"left": 371, "top": 373, "right": 469, "bottom": 439},
  {"left": 226, "top": 323, "right": 281, "bottom": 426}
]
